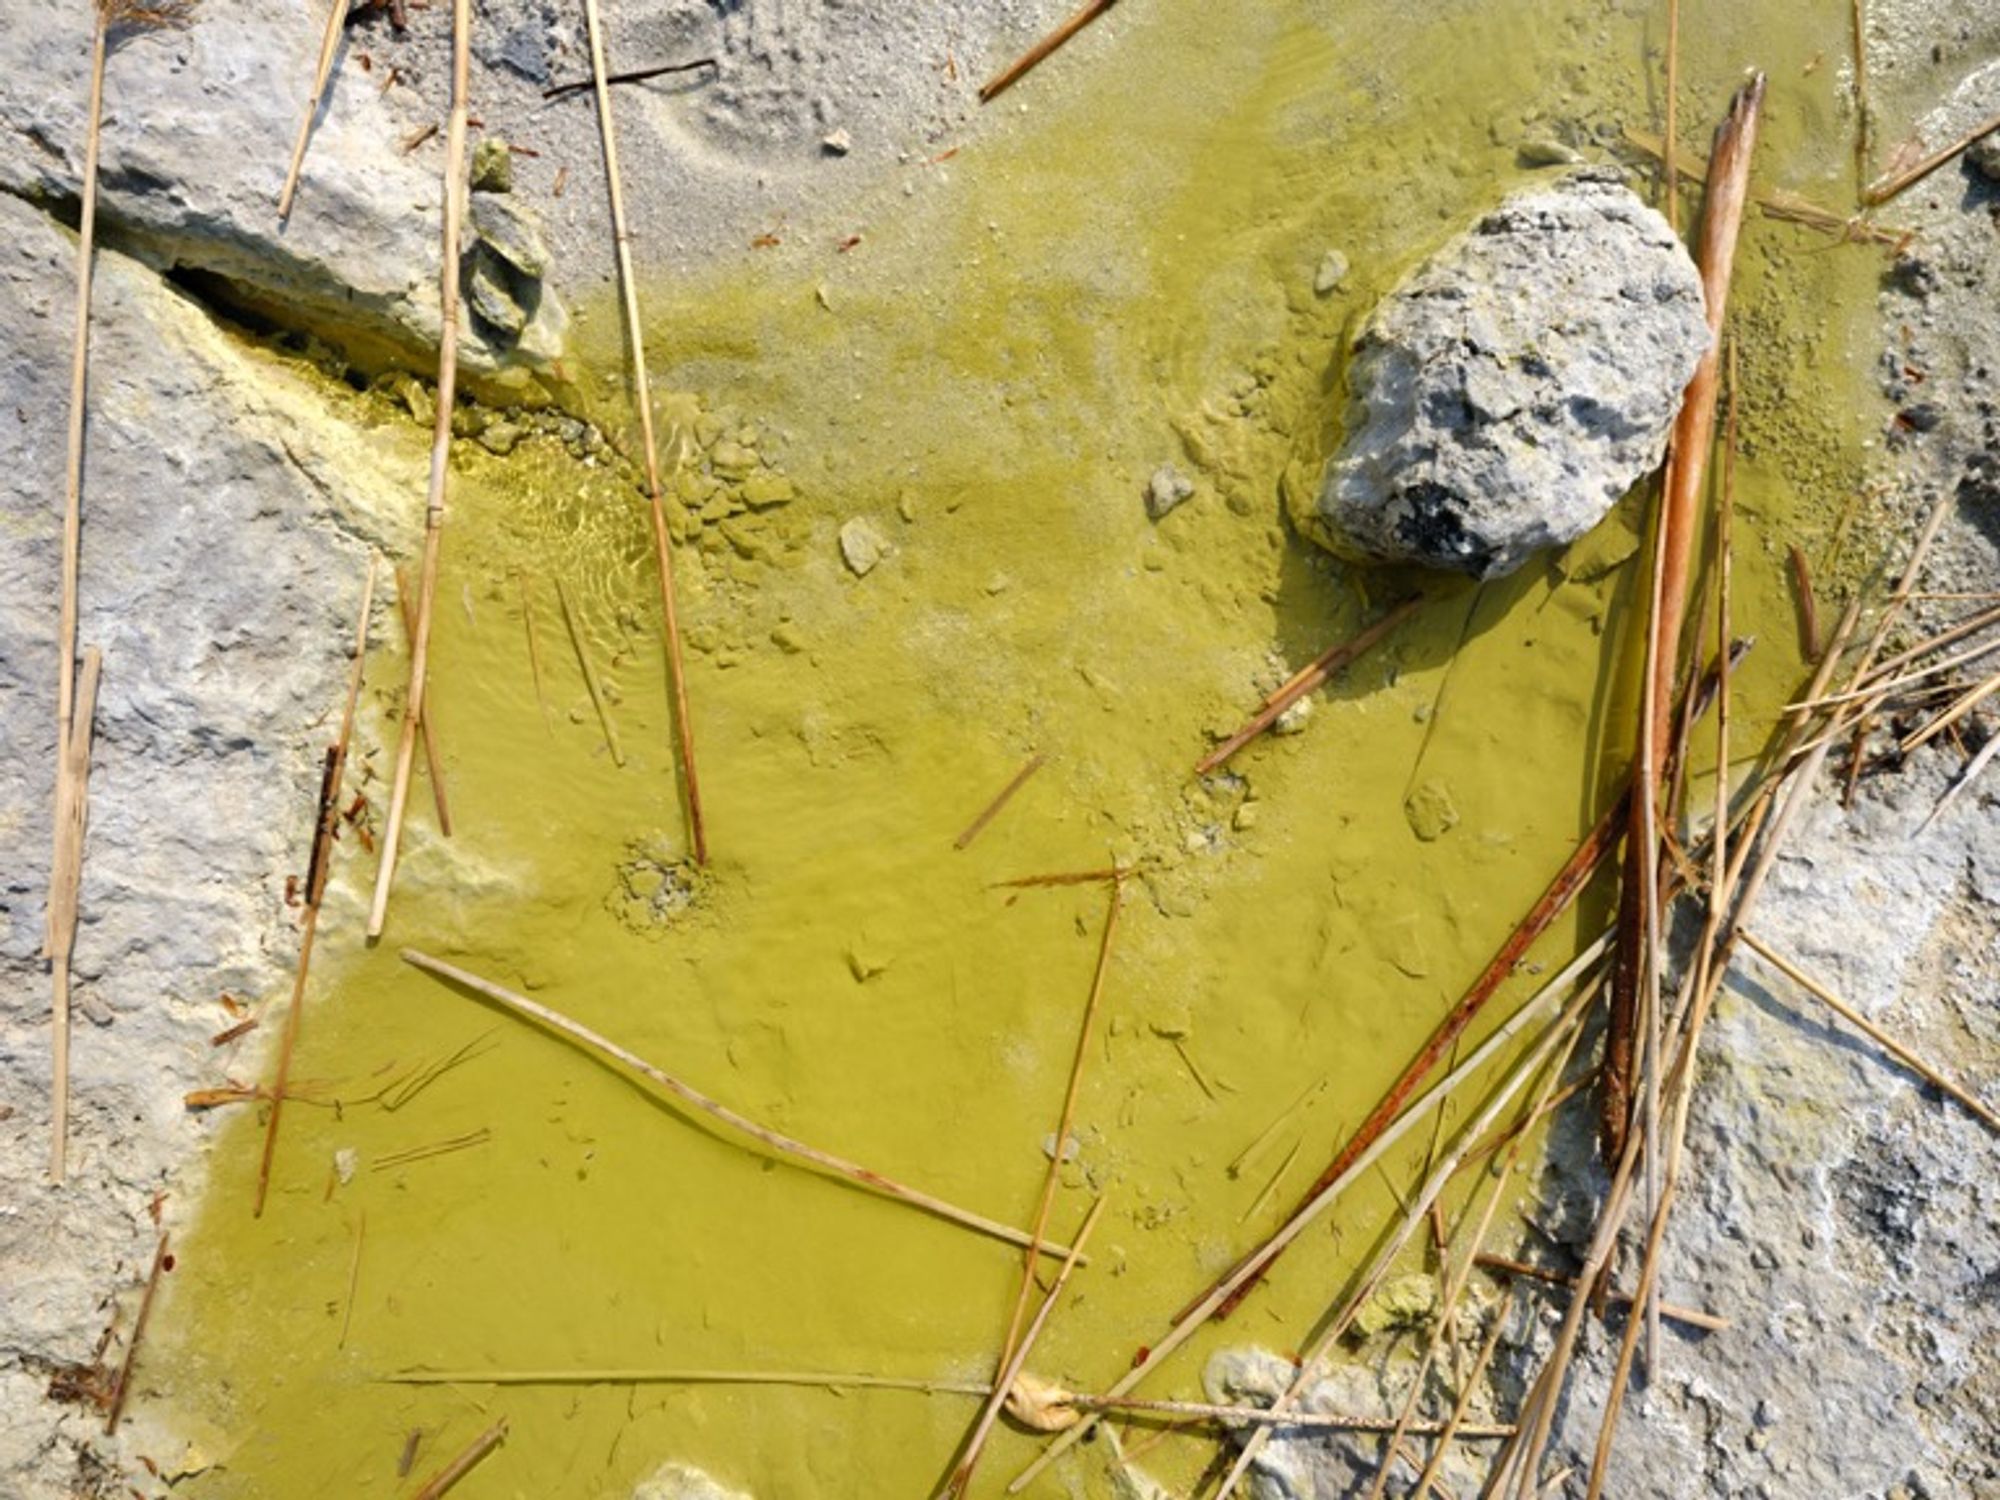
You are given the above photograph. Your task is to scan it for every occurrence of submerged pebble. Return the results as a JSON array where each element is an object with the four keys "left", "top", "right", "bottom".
[{"left": 838, "top": 517, "right": 886, "bottom": 576}]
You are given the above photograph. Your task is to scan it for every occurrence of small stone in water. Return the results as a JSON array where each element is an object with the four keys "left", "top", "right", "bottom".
[
  {"left": 1313, "top": 248, "right": 1350, "bottom": 295},
  {"left": 1145, "top": 463, "right": 1195, "bottom": 520},
  {"left": 839, "top": 517, "right": 885, "bottom": 576}
]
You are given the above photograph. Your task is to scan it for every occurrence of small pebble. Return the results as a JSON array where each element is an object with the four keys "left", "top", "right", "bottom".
[
  {"left": 838, "top": 517, "right": 885, "bottom": 576},
  {"left": 1313, "top": 248, "right": 1350, "bottom": 296},
  {"left": 1144, "top": 463, "right": 1195, "bottom": 520},
  {"left": 821, "top": 128, "right": 853, "bottom": 156}
]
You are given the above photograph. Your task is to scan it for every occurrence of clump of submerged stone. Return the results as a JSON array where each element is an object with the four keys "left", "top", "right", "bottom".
[{"left": 1309, "top": 170, "right": 1709, "bottom": 579}]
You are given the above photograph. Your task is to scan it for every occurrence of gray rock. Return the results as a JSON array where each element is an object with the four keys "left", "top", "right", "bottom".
[
  {"left": 0, "top": 190, "right": 412, "bottom": 1498},
  {"left": 1145, "top": 463, "right": 1196, "bottom": 520},
  {"left": 1312, "top": 171, "right": 1708, "bottom": 578},
  {"left": 470, "top": 192, "right": 551, "bottom": 279},
  {"left": 466, "top": 250, "right": 530, "bottom": 338}
]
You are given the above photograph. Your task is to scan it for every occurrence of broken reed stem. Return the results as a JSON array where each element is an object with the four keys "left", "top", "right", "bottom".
[
  {"left": 518, "top": 570, "right": 551, "bottom": 730},
  {"left": 1741, "top": 931, "right": 2000, "bottom": 1134},
  {"left": 1856, "top": 601, "right": 2000, "bottom": 689},
  {"left": 1195, "top": 597, "right": 1421, "bottom": 776},
  {"left": 1900, "top": 664, "right": 2000, "bottom": 754},
  {"left": 1662, "top": 0, "right": 1680, "bottom": 231},
  {"left": 1839, "top": 489, "right": 1957, "bottom": 806},
  {"left": 541, "top": 55, "right": 717, "bottom": 101},
  {"left": 275, "top": 0, "right": 348, "bottom": 218},
  {"left": 1862, "top": 104, "right": 2000, "bottom": 205},
  {"left": 978, "top": 0, "right": 1119, "bottom": 103},
  {"left": 1920, "top": 726, "right": 2000, "bottom": 831},
  {"left": 383, "top": 1365, "right": 1508, "bottom": 1436},
  {"left": 992, "top": 865, "right": 1132, "bottom": 890},
  {"left": 553, "top": 577, "right": 625, "bottom": 767},
  {"left": 47, "top": 646, "right": 102, "bottom": 1182},
  {"left": 366, "top": 0, "right": 470, "bottom": 939},
  {"left": 1850, "top": 0, "right": 1870, "bottom": 198},
  {"left": 996, "top": 880, "right": 1121, "bottom": 1378},
  {"left": 1192, "top": 790, "right": 1627, "bottom": 1322},
  {"left": 1003, "top": 936, "right": 1610, "bottom": 1495},
  {"left": 1410, "top": 1294, "right": 1515, "bottom": 1500},
  {"left": 582, "top": 0, "right": 706, "bottom": 863},
  {"left": 1474, "top": 1255, "right": 1727, "bottom": 1332},
  {"left": 1605, "top": 73, "right": 1764, "bottom": 1165},
  {"left": 1621, "top": 128, "right": 1908, "bottom": 247},
  {"left": 400, "top": 949, "right": 1078, "bottom": 1259},
  {"left": 396, "top": 565, "right": 453, "bottom": 834},
  {"left": 1364, "top": 1017, "right": 1591, "bottom": 1500},
  {"left": 1215, "top": 987, "right": 1599, "bottom": 1500},
  {"left": 339, "top": 1209, "right": 365, "bottom": 1347},
  {"left": 942, "top": 1198, "right": 1105, "bottom": 1499},
  {"left": 1788, "top": 544, "right": 1822, "bottom": 661},
  {"left": 104, "top": 1231, "right": 168, "bottom": 1435},
  {"left": 954, "top": 753, "right": 1046, "bottom": 850},
  {"left": 411, "top": 1418, "right": 507, "bottom": 1500},
  {"left": 254, "top": 558, "right": 376, "bottom": 1217}
]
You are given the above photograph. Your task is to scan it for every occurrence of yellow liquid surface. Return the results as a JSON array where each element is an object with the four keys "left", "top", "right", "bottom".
[{"left": 152, "top": 1, "right": 1889, "bottom": 1494}]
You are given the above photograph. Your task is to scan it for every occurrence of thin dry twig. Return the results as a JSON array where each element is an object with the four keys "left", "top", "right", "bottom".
[
  {"left": 955, "top": 754, "right": 1047, "bottom": 850},
  {"left": 1474, "top": 1254, "right": 1727, "bottom": 1332},
  {"left": 554, "top": 576, "right": 626, "bottom": 767},
  {"left": 339, "top": 1209, "right": 365, "bottom": 1347},
  {"left": 541, "top": 55, "right": 715, "bottom": 101},
  {"left": 1742, "top": 931, "right": 1999, "bottom": 1133},
  {"left": 410, "top": 1418, "right": 507, "bottom": 1500},
  {"left": 518, "top": 570, "right": 551, "bottom": 730},
  {"left": 995, "top": 879, "right": 1122, "bottom": 1378},
  {"left": 979, "top": 0, "right": 1120, "bottom": 103},
  {"left": 367, "top": 0, "right": 471, "bottom": 938},
  {"left": 400, "top": 949, "right": 1078, "bottom": 1257},
  {"left": 1850, "top": 0, "right": 1871, "bottom": 196},
  {"left": 255, "top": 557, "right": 376, "bottom": 1217},
  {"left": 941, "top": 1198, "right": 1105, "bottom": 1499},
  {"left": 581, "top": 0, "right": 707, "bottom": 860},
  {"left": 1788, "top": 544, "right": 1822, "bottom": 662},
  {"left": 1862, "top": 104, "right": 2000, "bottom": 205},
  {"left": 276, "top": 0, "right": 350, "bottom": 218},
  {"left": 396, "top": 564, "right": 453, "bottom": 834},
  {"left": 46, "top": 647, "right": 101, "bottom": 1181},
  {"left": 104, "top": 1231, "right": 169, "bottom": 1435},
  {"left": 1195, "top": 598, "right": 1421, "bottom": 775}
]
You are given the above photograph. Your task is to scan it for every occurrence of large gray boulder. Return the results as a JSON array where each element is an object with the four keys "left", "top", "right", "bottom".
[{"left": 1312, "top": 171, "right": 1709, "bottom": 578}]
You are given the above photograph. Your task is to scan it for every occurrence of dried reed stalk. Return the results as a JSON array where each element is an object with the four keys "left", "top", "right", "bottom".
[
  {"left": 994, "top": 879, "right": 1121, "bottom": 1379},
  {"left": 367, "top": 0, "right": 471, "bottom": 939},
  {"left": 47, "top": 646, "right": 101, "bottom": 1182},
  {"left": 1741, "top": 932, "right": 2000, "bottom": 1133},
  {"left": 400, "top": 949, "right": 1077, "bottom": 1257},
  {"left": 1195, "top": 597, "right": 1420, "bottom": 775},
  {"left": 941, "top": 1197, "right": 1104, "bottom": 1499},
  {"left": 1189, "top": 792, "right": 1626, "bottom": 1321},
  {"left": 339, "top": 1209, "right": 364, "bottom": 1346},
  {"left": 1919, "top": 728, "right": 2000, "bottom": 831},
  {"left": 104, "top": 1230, "right": 169, "bottom": 1435},
  {"left": 1604, "top": 74, "right": 1764, "bottom": 1164},
  {"left": 979, "top": 0, "right": 1119, "bottom": 103},
  {"left": 1662, "top": 0, "right": 1680, "bottom": 230},
  {"left": 955, "top": 754, "right": 1046, "bottom": 850},
  {"left": 1215, "top": 988, "right": 1599, "bottom": 1500},
  {"left": 1850, "top": 0, "right": 1871, "bottom": 196},
  {"left": 275, "top": 0, "right": 349, "bottom": 219},
  {"left": 1900, "top": 665, "right": 2000, "bottom": 754},
  {"left": 1862, "top": 104, "right": 2000, "bottom": 205},
  {"left": 1409, "top": 1294, "right": 1514, "bottom": 1500},
  {"left": 1003, "top": 937, "right": 1610, "bottom": 1495},
  {"left": 396, "top": 564, "right": 453, "bottom": 833},
  {"left": 554, "top": 576, "right": 626, "bottom": 766},
  {"left": 518, "top": 570, "right": 551, "bottom": 729},
  {"left": 1788, "top": 544, "right": 1821, "bottom": 661},
  {"left": 1621, "top": 128, "right": 1907, "bottom": 247},
  {"left": 582, "top": 0, "right": 706, "bottom": 861},
  {"left": 254, "top": 558, "right": 376, "bottom": 1217},
  {"left": 411, "top": 1418, "right": 507, "bottom": 1500},
  {"left": 1473, "top": 1255, "right": 1726, "bottom": 1331}
]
